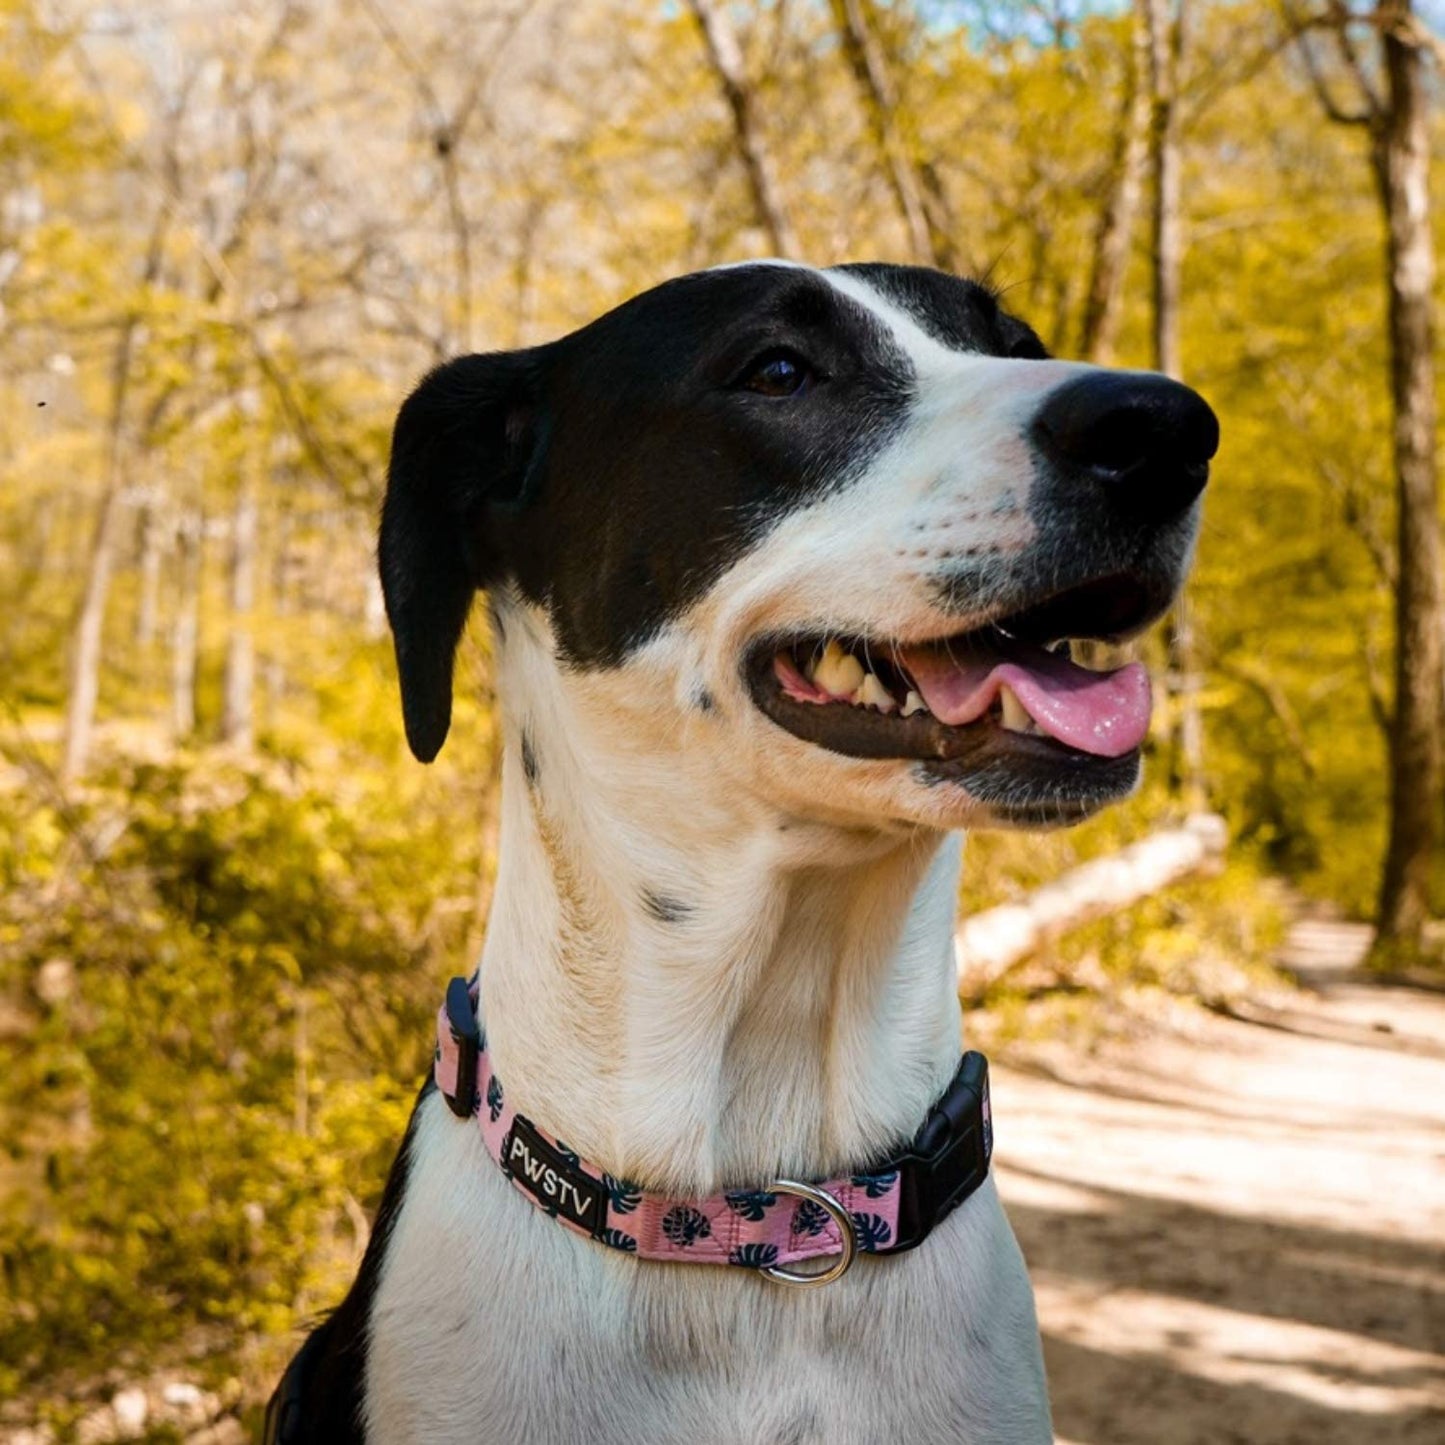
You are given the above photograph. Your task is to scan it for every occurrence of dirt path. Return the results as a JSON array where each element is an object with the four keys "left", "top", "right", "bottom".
[{"left": 991, "top": 920, "right": 1445, "bottom": 1445}]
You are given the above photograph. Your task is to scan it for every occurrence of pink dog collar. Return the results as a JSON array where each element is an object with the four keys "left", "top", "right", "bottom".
[{"left": 435, "top": 977, "right": 991, "bottom": 1284}]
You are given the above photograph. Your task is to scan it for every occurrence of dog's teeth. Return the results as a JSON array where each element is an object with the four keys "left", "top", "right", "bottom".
[
  {"left": 855, "top": 672, "right": 896, "bottom": 712},
  {"left": 1071, "top": 640, "right": 1129, "bottom": 673},
  {"left": 812, "top": 639, "right": 865, "bottom": 697},
  {"left": 998, "top": 685, "right": 1038, "bottom": 734},
  {"left": 902, "top": 690, "right": 927, "bottom": 717}
]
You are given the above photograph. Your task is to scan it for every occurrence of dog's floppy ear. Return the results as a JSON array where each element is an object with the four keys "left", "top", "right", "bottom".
[{"left": 379, "top": 350, "right": 543, "bottom": 762}]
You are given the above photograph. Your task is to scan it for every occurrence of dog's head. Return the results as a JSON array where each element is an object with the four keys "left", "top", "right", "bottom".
[{"left": 380, "top": 262, "right": 1216, "bottom": 833}]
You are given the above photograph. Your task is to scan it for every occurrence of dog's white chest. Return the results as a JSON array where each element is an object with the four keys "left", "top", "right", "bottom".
[{"left": 362, "top": 1094, "right": 1051, "bottom": 1444}]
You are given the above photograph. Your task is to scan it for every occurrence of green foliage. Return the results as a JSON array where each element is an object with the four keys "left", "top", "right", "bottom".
[
  {"left": 0, "top": 0, "right": 99, "bottom": 173},
  {"left": 0, "top": 729, "right": 491, "bottom": 1400}
]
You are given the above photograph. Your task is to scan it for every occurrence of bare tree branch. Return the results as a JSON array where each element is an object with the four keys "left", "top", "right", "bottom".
[
  {"left": 1327, "top": 0, "right": 1389, "bottom": 113},
  {"left": 1080, "top": 0, "right": 1151, "bottom": 362},
  {"left": 687, "top": 0, "right": 802, "bottom": 258},
  {"left": 358, "top": 0, "right": 534, "bottom": 352},
  {"left": 828, "top": 0, "right": 959, "bottom": 269},
  {"left": 1219, "top": 660, "right": 1319, "bottom": 777},
  {"left": 1279, "top": 0, "right": 1384, "bottom": 125}
]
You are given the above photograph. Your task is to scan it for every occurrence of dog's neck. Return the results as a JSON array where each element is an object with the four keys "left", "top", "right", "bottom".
[{"left": 475, "top": 612, "right": 965, "bottom": 1194}]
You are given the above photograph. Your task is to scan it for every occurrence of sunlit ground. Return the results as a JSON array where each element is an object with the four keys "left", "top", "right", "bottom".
[{"left": 991, "top": 921, "right": 1445, "bottom": 1444}]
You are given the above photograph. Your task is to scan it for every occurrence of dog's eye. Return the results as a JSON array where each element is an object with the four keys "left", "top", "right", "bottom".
[{"left": 739, "top": 350, "right": 813, "bottom": 398}]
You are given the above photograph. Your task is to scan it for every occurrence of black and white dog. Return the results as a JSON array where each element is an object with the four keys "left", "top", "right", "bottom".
[{"left": 267, "top": 261, "right": 1216, "bottom": 1443}]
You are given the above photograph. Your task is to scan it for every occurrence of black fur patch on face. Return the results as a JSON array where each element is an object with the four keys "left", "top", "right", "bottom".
[
  {"left": 834, "top": 264, "right": 1048, "bottom": 361},
  {"left": 496, "top": 266, "right": 915, "bottom": 667},
  {"left": 642, "top": 890, "right": 693, "bottom": 925},
  {"left": 694, "top": 686, "right": 716, "bottom": 714},
  {"left": 379, "top": 263, "right": 1060, "bottom": 759},
  {"left": 520, "top": 728, "right": 539, "bottom": 786}
]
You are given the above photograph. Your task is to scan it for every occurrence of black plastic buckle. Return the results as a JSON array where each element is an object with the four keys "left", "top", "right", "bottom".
[
  {"left": 444, "top": 975, "right": 480, "bottom": 1119},
  {"left": 884, "top": 1051, "right": 991, "bottom": 1254}
]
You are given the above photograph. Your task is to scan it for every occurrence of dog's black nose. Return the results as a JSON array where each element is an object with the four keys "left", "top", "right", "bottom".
[{"left": 1032, "top": 372, "right": 1219, "bottom": 524}]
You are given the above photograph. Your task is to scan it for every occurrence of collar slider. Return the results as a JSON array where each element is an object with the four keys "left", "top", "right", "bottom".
[{"left": 443, "top": 976, "right": 480, "bottom": 1118}]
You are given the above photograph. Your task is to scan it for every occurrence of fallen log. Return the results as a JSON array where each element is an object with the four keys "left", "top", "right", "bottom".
[{"left": 954, "top": 812, "right": 1228, "bottom": 997}]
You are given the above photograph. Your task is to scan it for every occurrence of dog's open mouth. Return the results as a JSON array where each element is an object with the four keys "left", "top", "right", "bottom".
[{"left": 746, "top": 574, "right": 1161, "bottom": 769}]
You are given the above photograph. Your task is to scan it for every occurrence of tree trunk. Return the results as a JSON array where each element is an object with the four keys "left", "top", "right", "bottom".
[
  {"left": 134, "top": 500, "right": 163, "bottom": 649},
  {"left": 1145, "top": 0, "right": 1207, "bottom": 810},
  {"left": 264, "top": 509, "right": 291, "bottom": 721},
  {"left": 1080, "top": 0, "right": 1152, "bottom": 363},
  {"left": 1168, "top": 593, "right": 1208, "bottom": 811},
  {"left": 61, "top": 320, "right": 143, "bottom": 783},
  {"left": 59, "top": 203, "right": 168, "bottom": 783},
  {"left": 955, "top": 813, "right": 1227, "bottom": 996},
  {"left": 829, "top": 0, "right": 958, "bottom": 270},
  {"left": 61, "top": 480, "right": 126, "bottom": 783},
  {"left": 1373, "top": 0, "right": 1442, "bottom": 952},
  {"left": 363, "top": 568, "right": 387, "bottom": 641},
  {"left": 171, "top": 512, "right": 201, "bottom": 742},
  {"left": 221, "top": 478, "right": 258, "bottom": 750},
  {"left": 687, "top": 0, "right": 802, "bottom": 258},
  {"left": 1147, "top": 0, "right": 1185, "bottom": 379}
]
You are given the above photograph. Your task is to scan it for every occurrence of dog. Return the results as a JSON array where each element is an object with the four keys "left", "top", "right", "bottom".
[{"left": 265, "top": 260, "right": 1217, "bottom": 1443}]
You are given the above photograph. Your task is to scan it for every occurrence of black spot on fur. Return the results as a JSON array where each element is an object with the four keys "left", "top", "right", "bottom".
[
  {"left": 694, "top": 687, "right": 715, "bottom": 713},
  {"left": 642, "top": 890, "right": 692, "bottom": 925},
  {"left": 521, "top": 728, "right": 539, "bottom": 785}
]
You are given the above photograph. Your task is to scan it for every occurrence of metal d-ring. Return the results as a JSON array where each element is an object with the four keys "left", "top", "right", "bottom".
[{"left": 760, "top": 1179, "right": 858, "bottom": 1289}]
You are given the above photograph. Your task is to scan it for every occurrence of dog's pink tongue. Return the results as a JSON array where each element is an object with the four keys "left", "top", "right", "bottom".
[{"left": 901, "top": 636, "right": 1151, "bottom": 758}]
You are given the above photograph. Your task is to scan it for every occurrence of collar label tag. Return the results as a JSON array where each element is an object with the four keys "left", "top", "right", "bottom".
[{"left": 502, "top": 1115, "right": 605, "bottom": 1234}]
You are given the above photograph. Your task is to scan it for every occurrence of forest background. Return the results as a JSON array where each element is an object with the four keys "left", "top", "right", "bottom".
[{"left": 1, "top": 0, "right": 1442, "bottom": 1437}]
